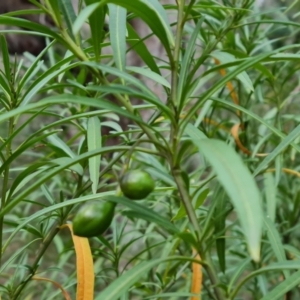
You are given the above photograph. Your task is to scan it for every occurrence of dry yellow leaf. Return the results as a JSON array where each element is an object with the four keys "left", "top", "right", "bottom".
[
  {"left": 62, "top": 223, "right": 94, "bottom": 300},
  {"left": 191, "top": 248, "right": 202, "bottom": 300},
  {"left": 32, "top": 276, "right": 71, "bottom": 300}
]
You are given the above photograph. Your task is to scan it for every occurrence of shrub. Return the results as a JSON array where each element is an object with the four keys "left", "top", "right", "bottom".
[{"left": 0, "top": 0, "right": 300, "bottom": 299}]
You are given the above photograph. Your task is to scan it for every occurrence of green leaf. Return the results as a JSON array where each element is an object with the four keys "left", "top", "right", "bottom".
[
  {"left": 228, "top": 258, "right": 252, "bottom": 293},
  {"left": 0, "top": 131, "right": 61, "bottom": 176},
  {"left": 73, "top": 3, "right": 99, "bottom": 35},
  {"left": 0, "top": 35, "right": 11, "bottom": 83},
  {"left": 0, "top": 16, "right": 62, "bottom": 42},
  {"left": 4, "top": 192, "right": 180, "bottom": 251},
  {"left": 192, "top": 138, "right": 263, "bottom": 262},
  {"left": 87, "top": 117, "right": 101, "bottom": 194},
  {"left": 215, "top": 192, "right": 227, "bottom": 273},
  {"left": 108, "top": 4, "right": 127, "bottom": 71},
  {"left": 0, "top": 94, "right": 146, "bottom": 127},
  {"left": 185, "top": 123, "right": 208, "bottom": 140},
  {"left": 21, "top": 61, "right": 80, "bottom": 105},
  {"left": 264, "top": 217, "right": 289, "bottom": 279},
  {"left": 127, "top": 23, "right": 160, "bottom": 75},
  {"left": 85, "top": 84, "right": 174, "bottom": 123},
  {"left": 84, "top": 0, "right": 107, "bottom": 61},
  {"left": 7, "top": 165, "right": 46, "bottom": 199},
  {"left": 264, "top": 173, "right": 277, "bottom": 222},
  {"left": 51, "top": 157, "right": 84, "bottom": 176},
  {"left": 194, "top": 188, "right": 209, "bottom": 209},
  {"left": 231, "top": 262, "right": 300, "bottom": 298},
  {"left": 182, "top": 50, "right": 279, "bottom": 128},
  {"left": 95, "top": 256, "right": 192, "bottom": 300},
  {"left": 83, "top": 62, "right": 157, "bottom": 98},
  {"left": 139, "top": 0, "right": 174, "bottom": 47},
  {"left": 0, "top": 239, "right": 40, "bottom": 274},
  {"left": 99, "top": 0, "right": 173, "bottom": 57},
  {"left": 60, "top": 0, "right": 77, "bottom": 42},
  {"left": 127, "top": 66, "right": 170, "bottom": 89},
  {"left": 211, "top": 51, "right": 254, "bottom": 92},
  {"left": 210, "top": 98, "right": 300, "bottom": 154},
  {"left": 18, "top": 40, "right": 56, "bottom": 94},
  {"left": 253, "top": 124, "right": 300, "bottom": 176},
  {"left": 260, "top": 269, "right": 300, "bottom": 300},
  {"left": 47, "top": 0, "right": 62, "bottom": 25},
  {"left": 172, "top": 202, "right": 187, "bottom": 221},
  {"left": 0, "top": 146, "right": 153, "bottom": 219},
  {"left": 113, "top": 196, "right": 179, "bottom": 234},
  {"left": 47, "top": 134, "right": 77, "bottom": 158},
  {"left": 178, "top": 17, "right": 204, "bottom": 109}
]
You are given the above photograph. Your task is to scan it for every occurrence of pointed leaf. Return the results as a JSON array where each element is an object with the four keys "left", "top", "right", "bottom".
[
  {"left": 260, "top": 269, "right": 300, "bottom": 300},
  {"left": 95, "top": 256, "right": 194, "bottom": 300},
  {"left": 99, "top": 0, "right": 173, "bottom": 57},
  {"left": 127, "top": 66, "right": 170, "bottom": 88},
  {"left": 84, "top": 0, "right": 107, "bottom": 61},
  {"left": 47, "top": 134, "right": 77, "bottom": 158},
  {"left": 264, "top": 173, "right": 277, "bottom": 222},
  {"left": 178, "top": 18, "right": 204, "bottom": 108},
  {"left": 0, "top": 35, "right": 11, "bottom": 83},
  {"left": 253, "top": 124, "right": 300, "bottom": 176},
  {"left": 127, "top": 23, "right": 160, "bottom": 74},
  {"left": 264, "top": 217, "right": 289, "bottom": 278},
  {"left": 191, "top": 249, "right": 202, "bottom": 300},
  {"left": 63, "top": 224, "right": 94, "bottom": 300},
  {"left": 108, "top": 4, "right": 126, "bottom": 71},
  {"left": 87, "top": 117, "right": 101, "bottom": 194},
  {"left": 32, "top": 277, "right": 71, "bottom": 300},
  {"left": 190, "top": 136, "right": 263, "bottom": 261},
  {"left": 60, "top": 0, "right": 77, "bottom": 41}
]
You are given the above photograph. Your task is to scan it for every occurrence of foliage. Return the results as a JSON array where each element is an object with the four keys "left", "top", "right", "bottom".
[{"left": 0, "top": 0, "right": 300, "bottom": 299}]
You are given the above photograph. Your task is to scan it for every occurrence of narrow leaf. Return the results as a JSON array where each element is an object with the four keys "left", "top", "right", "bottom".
[
  {"left": 264, "top": 217, "right": 289, "bottom": 278},
  {"left": 47, "top": 134, "right": 77, "bottom": 158},
  {"left": 108, "top": 4, "right": 126, "bottom": 71},
  {"left": 60, "top": 0, "right": 77, "bottom": 41},
  {"left": 140, "top": 0, "right": 174, "bottom": 47},
  {"left": 32, "top": 277, "right": 71, "bottom": 300},
  {"left": 127, "top": 66, "right": 170, "bottom": 88},
  {"left": 0, "top": 94, "right": 146, "bottom": 126},
  {"left": 178, "top": 18, "right": 204, "bottom": 108},
  {"left": 191, "top": 136, "right": 263, "bottom": 261},
  {"left": 127, "top": 23, "right": 160, "bottom": 74},
  {"left": 264, "top": 173, "right": 276, "bottom": 222},
  {"left": 73, "top": 3, "right": 99, "bottom": 35},
  {"left": 215, "top": 192, "right": 227, "bottom": 272},
  {"left": 85, "top": 0, "right": 107, "bottom": 61},
  {"left": 87, "top": 117, "right": 101, "bottom": 194},
  {"left": 63, "top": 224, "right": 94, "bottom": 300},
  {"left": 99, "top": 0, "right": 173, "bottom": 57},
  {"left": 95, "top": 256, "right": 195, "bottom": 300},
  {"left": 260, "top": 269, "right": 300, "bottom": 300},
  {"left": 253, "top": 124, "right": 300, "bottom": 176},
  {"left": 191, "top": 248, "right": 202, "bottom": 300},
  {"left": 0, "top": 35, "right": 11, "bottom": 83}
]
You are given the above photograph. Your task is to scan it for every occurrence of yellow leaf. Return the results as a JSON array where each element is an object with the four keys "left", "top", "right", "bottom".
[
  {"left": 62, "top": 223, "right": 94, "bottom": 300},
  {"left": 190, "top": 248, "right": 202, "bottom": 300},
  {"left": 32, "top": 276, "right": 71, "bottom": 300}
]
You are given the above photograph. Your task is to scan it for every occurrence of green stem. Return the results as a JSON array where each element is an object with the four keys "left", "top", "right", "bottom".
[
  {"left": 169, "top": 0, "right": 186, "bottom": 166},
  {"left": 172, "top": 169, "right": 201, "bottom": 238},
  {"left": 12, "top": 147, "right": 130, "bottom": 298},
  {"left": 171, "top": 0, "right": 185, "bottom": 109},
  {"left": 0, "top": 117, "right": 14, "bottom": 266},
  {"left": 169, "top": 3, "right": 226, "bottom": 299},
  {"left": 13, "top": 224, "right": 61, "bottom": 299},
  {"left": 173, "top": 170, "right": 226, "bottom": 300},
  {"left": 63, "top": 33, "right": 164, "bottom": 150}
]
